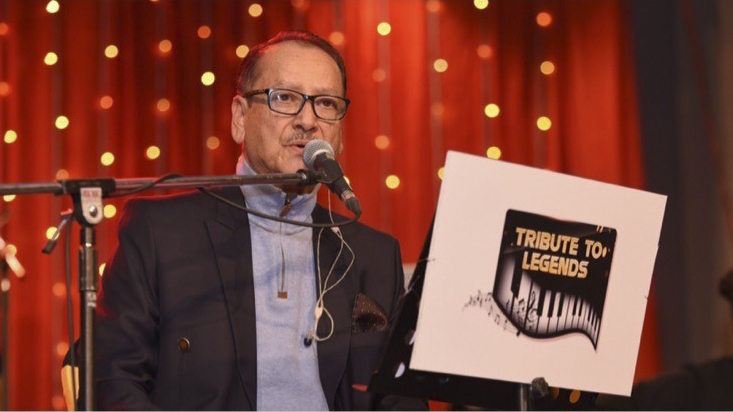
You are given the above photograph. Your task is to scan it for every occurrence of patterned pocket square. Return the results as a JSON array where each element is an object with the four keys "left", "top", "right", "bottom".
[{"left": 352, "top": 292, "right": 389, "bottom": 333}]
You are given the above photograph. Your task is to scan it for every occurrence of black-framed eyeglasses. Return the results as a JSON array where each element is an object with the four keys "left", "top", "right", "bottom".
[{"left": 242, "top": 88, "right": 350, "bottom": 121}]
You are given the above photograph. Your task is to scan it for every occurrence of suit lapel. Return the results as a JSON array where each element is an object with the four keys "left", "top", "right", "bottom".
[
  {"left": 204, "top": 187, "right": 257, "bottom": 410},
  {"left": 312, "top": 206, "right": 354, "bottom": 409}
]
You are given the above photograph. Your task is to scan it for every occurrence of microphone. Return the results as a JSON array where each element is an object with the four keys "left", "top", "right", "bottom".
[{"left": 303, "top": 140, "right": 361, "bottom": 216}]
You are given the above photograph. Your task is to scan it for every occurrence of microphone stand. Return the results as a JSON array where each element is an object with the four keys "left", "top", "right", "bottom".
[{"left": 0, "top": 171, "right": 319, "bottom": 410}]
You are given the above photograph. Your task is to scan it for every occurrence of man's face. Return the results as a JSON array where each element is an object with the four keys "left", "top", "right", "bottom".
[{"left": 231, "top": 42, "right": 344, "bottom": 175}]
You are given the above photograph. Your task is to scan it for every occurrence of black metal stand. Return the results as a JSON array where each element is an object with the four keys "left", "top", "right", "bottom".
[
  {"left": 1, "top": 260, "right": 8, "bottom": 411},
  {"left": 0, "top": 171, "right": 320, "bottom": 410}
]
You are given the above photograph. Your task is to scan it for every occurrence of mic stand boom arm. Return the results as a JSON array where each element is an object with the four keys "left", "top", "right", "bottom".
[{"left": 0, "top": 171, "right": 319, "bottom": 411}]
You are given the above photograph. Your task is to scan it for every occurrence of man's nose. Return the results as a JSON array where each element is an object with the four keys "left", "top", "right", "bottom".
[{"left": 293, "top": 100, "right": 318, "bottom": 132}]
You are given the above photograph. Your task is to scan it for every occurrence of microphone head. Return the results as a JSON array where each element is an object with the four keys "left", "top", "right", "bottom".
[{"left": 303, "top": 139, "right": 334, "bottom": 170}]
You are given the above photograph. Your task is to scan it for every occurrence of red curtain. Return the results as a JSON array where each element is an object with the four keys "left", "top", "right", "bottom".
[{"left": 0, "top": 1, "right": 657, "bottom": 409}]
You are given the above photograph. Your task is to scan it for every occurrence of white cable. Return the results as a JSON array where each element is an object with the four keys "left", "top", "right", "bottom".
[{"left": 312, "top": 193, "right": 355, "bottom": 342}]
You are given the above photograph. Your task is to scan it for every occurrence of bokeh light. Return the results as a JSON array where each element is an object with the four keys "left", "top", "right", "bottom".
[
  {"left": 433, "top": 58, "right": 448, "bottom": 73},
  {"left": 146, "top": 145, "right": 161, "bottom": 160},
  {"left": 372, "top": 68, "right": 386, "bottom": 82},
  {"left": 3, "top": 130, "right": 17, "bottom": 144},
  {"left": 104, "top": 44, "right": 119, "bottom": 58},
  {"left": 55, "top": 341, "right": 69, "bottom": 356},
  {"left": 540, "top": 61, "right": 555, "bottom": 75},
  {"left": 477, "top": 44, "right": 493, "bottom": 59},
  {"left": 206, "top": 136, "right": 220, "bottom": 150},
  {"left": 235, "top": 44, "right": 249, "bottom": 58},
  {"left": 0, "top": 23, "right": 9, "bottom": 36},
  {"left": 248, "top": 3, "right": 263, "bottom": 17},
  {"left": 329, "top": 31, "right": 344, "bottom": 46},
  {"left": 474, "top": 0, "right": 489, "bottom": 10},
  {"left": 197, "top": 25, "right": 211, "bottom": 39},
  {"left": 46, "top": 0, "right": 60, "bottom": 14},
  {"left": 486, "top": 146, "right": 502, "bottom": 159},
  {"left": 537, "top": 12, "right": 552, "bottom": 27},
  {"left": 2, "top": 194, "right": 15, "bottom": 202},
  {"left": 156, "top": 98, "right": 171, "bottom": 112},
  {"left": 374, "top": 135, "right": 390, "bottom": 150},
  {"left": 55, "top": 169, "right": 69, "bottom": 180},
  {"left": 377, "top": 22, "right": 392, "bottom": 36},
  {"left": 385, "top": 175, "right": 400, "bottom": 190},
  {"left": 46, "top": 227, "right": 57, "bottom": 240},
  {"left": 0, "top": 81, "right": 10, "bottom": 96},
  {"left": 537, "top": 116, "right": 552, "bottom": 131},
  {"left": 103, "top": 204, "right": 117, "bottom": 218},
  {"left": 201, "top": 71, "right": 215, "bottom": 86},
  {"left": 44, "top": 52, "right": 58, "bottom": 66},
  {"left": 484, "top": 103, "right": 500, "bottom": 118},
  {"left": 55, "top": 116, "right": 69, "bottom": 130},
  {"left": 158, "top": 39, "right": 172, "bottom": 53},
  {"left": 438, "top": 167, "right": 445, "bottom": 180},
  {"left": 426, "top": 0, "right": 442, "bottom": 13},
  {"left": 101, "top": 152, "right": 115, "bottom": 166},
  {"left": 99, "top": 95, "right": 114, "bottom": 109}
]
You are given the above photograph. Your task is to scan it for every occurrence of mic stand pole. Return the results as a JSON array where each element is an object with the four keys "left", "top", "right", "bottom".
[{"left": 0, "top": 171, "right": 319, "bottom": 410}]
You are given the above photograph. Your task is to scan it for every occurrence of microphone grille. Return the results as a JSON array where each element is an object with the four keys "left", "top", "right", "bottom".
[{"left": 303, "top": 139, "right": 334, "bottom": 170}]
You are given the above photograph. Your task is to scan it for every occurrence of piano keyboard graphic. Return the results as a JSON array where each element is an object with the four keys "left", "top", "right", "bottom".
[{"left": 494, "top": 253, "right": 601, "bottom": 347}]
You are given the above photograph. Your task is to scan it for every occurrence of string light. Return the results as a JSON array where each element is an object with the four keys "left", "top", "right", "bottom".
[
  {"left": 146, "top": 145, "right": 161, "bottom": 160},
  {"left": 473, "top": 0, "right": 489, "bottom": 10},
  {"left": 484, "top": 103, "right": 500, "bottom": 118},
  {"left": 55, "top": 169, "right": 69, "bottom": 180},
  {"left": 46, "top": 227, "right": 57, "bottom": 240},
  {"left": 201, "top": 71, "right": 215, "bottom": 86},
  {"left": 103, "top": 204, "right": 117, "bottom": 218},
  {"left": 248, "top": 3, "right": 263, "bottom": 17},
  {"left": 44, "top": 52, "right": 58, "bottom": 66},
  {"left": 433, "top": 58, "right": 448, "bottom": 73},
  {"left": 537, "top": 116, "right": 552, "bottom": 131},
  {"left": 2, "top": 194, "right": 15, "bottom": 202},
  {"left": 486, "top": 146, "right": 502, "bottom": 159},
  {"left": 104, "top": 45, "right": 119, "bottom": 58},
  {"left": 540, "top": 61, "right": 555, "bottom": 75},
  {"left": 99, "top": 263, "right": 106, "bottom": 276},
  {"left": 372, "top": 68, "right": 386, "bottom": 82},
  {"left": 0, "top": 81, "right": 10, "bottom": 96},
  {"left": 377, "top": 22, "right": 392, "bottom": 36},
  {"left": 0, "top": 22, "right": 9, "bottom": 36},
  {"left": 101, "top": 152, "right": 115, "bottom": 166},
  {"left": 55, "top": 116, "right": 69, "bottom": 130},
  {"left": 438, "top": 167, "right": 445, "bottom": 180},
  {"left": 329, "top": 31, "right": 344, "bottom": 46},
  {"left": 206, "top": 136, "right": 220, "bottom": 150},
  {"left": 3, "top": 130, "right": 17, "bottom": 144},
  {"left": 477, "top": 44, "right": 493, "bottom": 59},
  {"left": 99, "top": 95, "right": 114, "bottom": 109},
  {"left": 156, "top": 98, "right": 170, "bottom": 112},
  {"left": 374, "top": 135, "right": 390, "bottom": 150},
  {"left": 431, "top": 102, "right": 444, "bottom": 117},
  {"left": 158, "top": 39, "right": 172, "bottom": 53},
  {"left": 385, "top": 175, "right": 400, "bottom": 189},
  {"left": 46, "top": 0, "right": 60, "bottom": 14},
  {"left": 235, "top": 45, "right": 249, "bottom": 58},
  {"left": 52, "top": 282, "right": 66, "bottom": 297},
  {"left": 426, "top": 1, "right": 441, "bottom": 13},
  {"left": 197, "top": 25, "right": 211, "bottom": 39},
  {"left": 536, "top": 12, "right": 552, "bottom": 27}
]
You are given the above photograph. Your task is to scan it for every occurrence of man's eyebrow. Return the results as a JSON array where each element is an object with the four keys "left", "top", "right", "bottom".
[{"left": 272, "top": 81, "right": 341, "bottom": 96}]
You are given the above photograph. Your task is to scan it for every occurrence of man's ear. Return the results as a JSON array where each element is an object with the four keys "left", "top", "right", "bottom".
[{"left": 231, "top": 96, "right": 247, "bottom": 144}]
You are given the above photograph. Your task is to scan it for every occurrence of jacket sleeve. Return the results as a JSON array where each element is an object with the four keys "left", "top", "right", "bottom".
[{"left": 95, "top": 199, "right": 161, "bottom": 410}]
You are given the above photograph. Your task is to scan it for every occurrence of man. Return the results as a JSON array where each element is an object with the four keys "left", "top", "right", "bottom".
[{"left": 96, "top": 31, "right": 420, "bottom": 410}]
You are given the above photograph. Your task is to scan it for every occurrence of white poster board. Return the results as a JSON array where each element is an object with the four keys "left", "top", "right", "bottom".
[{"left": 410, "top": 151, "right": 666, "bottom": 396}]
